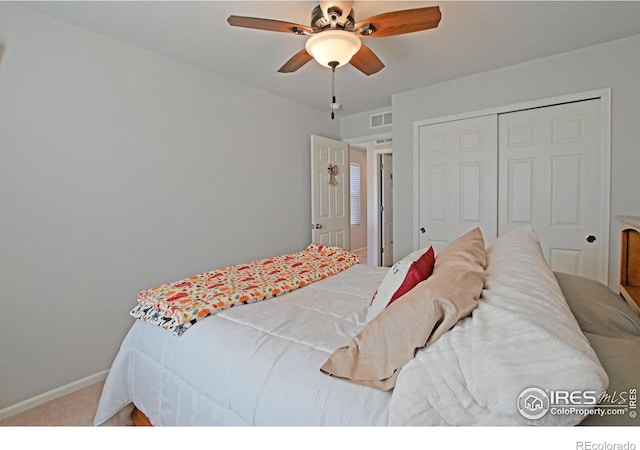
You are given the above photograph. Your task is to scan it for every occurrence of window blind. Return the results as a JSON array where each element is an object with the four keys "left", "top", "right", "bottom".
[{"left": 350, "top": 163, "right": 361, "bottom": 226}]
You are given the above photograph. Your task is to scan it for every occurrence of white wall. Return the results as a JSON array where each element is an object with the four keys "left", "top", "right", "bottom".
[
  {"left": 392, "top": 34, "right": 640, "bottom": 288},
  {"left": 341, "top": 34, "right": 640, "bottom": 288},
  {"left": 0, "top": 3, "right": 337, "bottom": 412},
  {"left": 340, "top": 106, "right": 391, "bottom": 141}
]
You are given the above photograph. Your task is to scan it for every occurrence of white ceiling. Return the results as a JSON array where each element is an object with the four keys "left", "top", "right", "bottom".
[{"left": 17, "top": 1, "right": 640, "bottom": 116}]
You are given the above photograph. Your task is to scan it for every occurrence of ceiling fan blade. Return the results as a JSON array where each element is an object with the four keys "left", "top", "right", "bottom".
[
  {"left": 349, "top": 44, "right": 385, "bottom": 76},
  {"left": 355, "top": 6, "right": 441, "bottom": 38},
  {"left": 227, "top": 16, "right": 312, "bottom": 35},
  {"left": 278, "top": 49, "right": 314, "bottom": 73}
]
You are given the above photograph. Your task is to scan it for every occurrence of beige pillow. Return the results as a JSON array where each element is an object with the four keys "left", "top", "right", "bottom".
[
  {"left": 434, "top": 227, "right": 486, "bottom": 273},
  {"left": 320, "top": 227, "right": 486, "bottom": 390}
]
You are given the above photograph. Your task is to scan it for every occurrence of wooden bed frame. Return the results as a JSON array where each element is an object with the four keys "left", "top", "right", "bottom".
[{"left": 131, "top": 406, "right": 152, "bottom": 426}]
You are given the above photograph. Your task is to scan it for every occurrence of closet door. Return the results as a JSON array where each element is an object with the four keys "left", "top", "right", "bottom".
[
  {"left": 417, "top": 115, "right": 498, "bottom": 252},
  {"left": 498, "top": 99, "right": 607, "bottom": 283}
]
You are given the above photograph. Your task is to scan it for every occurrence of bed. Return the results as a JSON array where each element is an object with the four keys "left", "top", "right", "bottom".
[{"left": 93, "top": 227, "right": 639, "bottom": 426}]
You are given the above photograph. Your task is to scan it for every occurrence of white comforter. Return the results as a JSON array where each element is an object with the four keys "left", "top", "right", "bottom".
[
  {"left": 94, "top": 263, "right": 393, "bottom": 426},
  {"left": 389, "top": 227, "right": 608, "bottom": 425},
  {"left": 94, "top": 227, "right": 608, "bottom": 426}
]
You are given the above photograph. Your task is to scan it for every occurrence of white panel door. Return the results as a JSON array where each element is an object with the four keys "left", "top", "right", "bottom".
[
  {"left": 311, "top": 135, "right": 350, "bottom": 249},
  {"left": 498, "top": 99, "right": 608, "bottom": 283},
  {"left": 417, "top": 115, "right": 498, "bottom": 252},
  {"left": 381, "top": 154, "right": 394, "bottom": 266}
]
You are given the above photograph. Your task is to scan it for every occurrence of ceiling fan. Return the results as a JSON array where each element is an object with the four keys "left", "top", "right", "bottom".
[{"left": 227, "top": 1, "right": 442, "bottom": 76}]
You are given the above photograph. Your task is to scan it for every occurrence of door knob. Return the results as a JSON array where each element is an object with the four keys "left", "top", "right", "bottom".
[
  {"left": 314, "top": 224, "right": 323, "bottom": 229},
  {"left": 420, "top": 227, "right": 426, "bottom": 234},
  {"left": 586, "top": 235, "right": 596, "bottom": 243}
]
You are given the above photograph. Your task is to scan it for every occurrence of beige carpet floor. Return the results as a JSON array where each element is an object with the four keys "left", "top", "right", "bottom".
[{"left": 0, "top": 381, "right": 105, "bottom": 426}]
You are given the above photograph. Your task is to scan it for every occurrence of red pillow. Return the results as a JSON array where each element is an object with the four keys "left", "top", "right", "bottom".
[
  {"left": 366, "top": 247, "right": 435, "bottom": 323},
  {"left": 388, "top": 248, "right": 435, "bottom": 305}
]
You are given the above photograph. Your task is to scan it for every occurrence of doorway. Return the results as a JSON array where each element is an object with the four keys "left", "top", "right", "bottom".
[{"left": 345, "top": 134, "right": 393, "bottom": 266}]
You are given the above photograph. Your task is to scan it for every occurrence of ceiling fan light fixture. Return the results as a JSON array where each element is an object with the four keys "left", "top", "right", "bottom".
[{"left": 305, "top": 30, "right": 361, "bottom": 68}]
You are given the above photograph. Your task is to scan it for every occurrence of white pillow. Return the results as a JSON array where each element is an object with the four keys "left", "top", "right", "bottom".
[{"left": 365, "top": 246, "right": 435, "bottom": 323}]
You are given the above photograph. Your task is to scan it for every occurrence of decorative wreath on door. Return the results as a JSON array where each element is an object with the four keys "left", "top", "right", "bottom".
[{"left": 328, "top": 164, "right": 339, "bottom": 186}]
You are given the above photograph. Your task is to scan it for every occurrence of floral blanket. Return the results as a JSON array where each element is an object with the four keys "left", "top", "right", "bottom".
[{"left": 131, "top": 243, "right": 360, "bottom": 336}]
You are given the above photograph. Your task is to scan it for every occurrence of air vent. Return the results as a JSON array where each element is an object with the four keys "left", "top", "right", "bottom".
[
  {"left": 370, "top": 111, "right": 392, "bottom": 128},
  {"left": 375, "top": 138, "right": 393, "bottom": 146}
]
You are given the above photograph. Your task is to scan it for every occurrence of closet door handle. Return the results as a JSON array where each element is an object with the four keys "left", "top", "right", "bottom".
[
  {"left": 420, "top": 227, "right": 426, "bottom": 234},
  {"left": 586, "top": 235, "right": 596, "bottom": 243}
]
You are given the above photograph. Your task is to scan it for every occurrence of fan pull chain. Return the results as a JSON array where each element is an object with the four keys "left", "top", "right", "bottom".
[
  {"left": 331, "top": 66, "right": 335, "bottom": 120},
  {"left": 329, "top": 61, "right": 338, "bottom": 120}
]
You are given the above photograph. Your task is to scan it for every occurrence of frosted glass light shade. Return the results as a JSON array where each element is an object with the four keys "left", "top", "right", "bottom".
[{"left": 305, "top": 30, "right": 361, "bottom": 68}]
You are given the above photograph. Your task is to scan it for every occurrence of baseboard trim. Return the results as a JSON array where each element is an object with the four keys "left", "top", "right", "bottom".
[{"left": 0, "top": 369, "right": 109, "bottom": 421}]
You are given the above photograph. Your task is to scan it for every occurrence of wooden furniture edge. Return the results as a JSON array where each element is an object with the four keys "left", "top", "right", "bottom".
[
  {"left": 131, "top": 406, "right": 153, "bottom": 426},
  {"left": 616, "top": 216, "right": 640, "bottom": 313}
]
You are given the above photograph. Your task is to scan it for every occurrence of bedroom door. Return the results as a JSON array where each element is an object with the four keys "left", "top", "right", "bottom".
[
  {"left": 380, "top": 153, "right": 394, "bottom": 266},
  {"left": 498, "top": 98, "right": 608, "bottom": 283},
  {"left": 311, "top": 135, "right": 350, "bottom": 249},
  {"left": 417, "top": 115, "right": 498, "bottom": 252}
]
